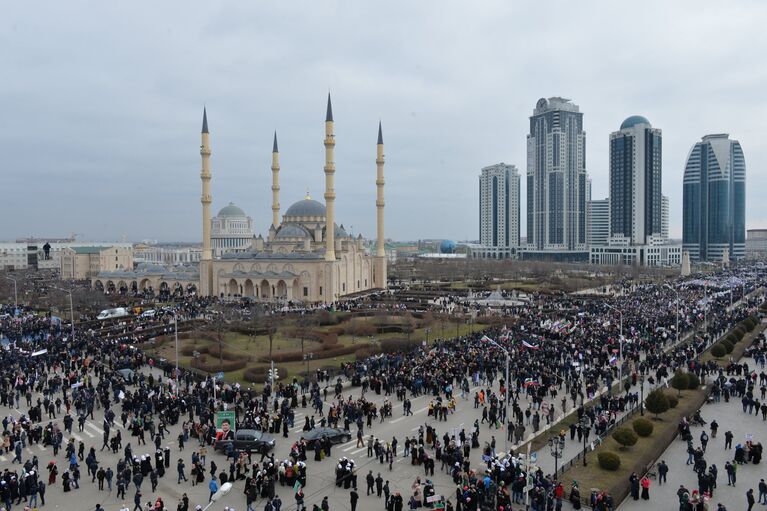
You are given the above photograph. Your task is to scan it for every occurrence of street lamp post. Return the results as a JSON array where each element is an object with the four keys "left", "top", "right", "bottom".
[
  {"left": 425, "top": 328, "right": 431, "bottom": 345},
  {"left": 639, "top": 374, "right": 645, "bottom": 416},
  {"left": 548, "top": 435, "right": 566, "bottom": 477},
  {"left": 579, "top": 416, "right": 589, "bottom": 466},
  {"left": 2, "top": 276, "right": 17, "bottom": 312},
  {"left": 605, "top": 304, "right": 624, "bottom": 388},
  {"left": 51, "top": 286, "right": 75, "bottom": 343},
  {"left": 174, "top": 315, "right": 179, "bottom": 389},
  {"left": 664, "top": 284, "right": 680, "bottom": 345},
  {"left": 482, "top": 336, "right": 510, "bottom": 454}
]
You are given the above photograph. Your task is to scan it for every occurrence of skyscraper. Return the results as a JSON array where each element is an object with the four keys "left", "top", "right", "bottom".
[
  {"left": 525, "top": 97, "right": 587, "bottom": 261},
  {"left": 477, "top": 163, "right": 520, "bottom": 259},
  {"left": 586, "top": 199, "right": 610, "bottom": 247},
  {"left": 661, "top": 195, "right": 669, "bottom": 242},
  {"left": 682, "top": 134, "right": 746, "bottom": 261},
  {"left": 608, "top": 116, "right": 663, "bottom": 245}
]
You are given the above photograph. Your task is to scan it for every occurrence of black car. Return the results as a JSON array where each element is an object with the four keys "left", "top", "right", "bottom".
[
  {"left": 300, "top": 427, "right": 352, "bottom": 447},
  {"left": 214, "top": 429, "right": 276, "bottom": 454}
]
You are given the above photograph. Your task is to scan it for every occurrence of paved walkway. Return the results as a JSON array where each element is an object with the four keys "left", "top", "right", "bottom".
[{"left": 618, "top": 391, "right": 767, "bottom": 511}]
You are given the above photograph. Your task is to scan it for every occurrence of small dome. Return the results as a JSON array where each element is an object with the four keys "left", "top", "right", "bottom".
[
  {"left": 285, "top": 198, "right": 326, "bottom": 218},
  {"left": 275, "top": 224, "right": 311, "bottom": 239},
  {"left": 620, "top": 115, "right": 651, "bottom": 130},
  {"left": 217, "top": 202, "right": 247, "bottom": 217},
  {"left": 335, "top": 224, "right": 348, "bottom": 238},
  {"left": 440, "top": 240, "right": 456, "bottom": 254}
]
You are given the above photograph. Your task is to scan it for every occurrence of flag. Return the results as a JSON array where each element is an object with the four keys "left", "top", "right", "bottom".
[
  {"left": 524, "top": 378, "right": 538, "bottom": 388},
  {"left": 609, "top": 356, "right": 617, "bottom": 366},
  {"left": 481, "top": 335, "right": 493, "bottom": 343},
  {"left": 522, "top": 341, "right": 539, "bottom": 350}
]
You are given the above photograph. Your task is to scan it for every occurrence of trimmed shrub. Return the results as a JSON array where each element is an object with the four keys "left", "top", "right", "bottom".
[
  {"left": 710, "top": 344, "right": 726, "bottom": 358},
  {"left": 192, "top": 358, "right": 246, "bottom": 373},
  {"left": 666, "top": 394, "right": 679, "bottom": 408},
  {"left": 671, "top": 370, "right": 689, "bottom": 396},
  {"left": 612, "top": 427, "right": 638, "bottom": 449},
  {"left": 687, "top": 373, "right": 701, "bottom": 389},
  {"left": 722, "top": 340, "right": 735, "bottom": 354},
  {"left": 354, "top": 346, "right": 378, "bottom": 360},
  {"left": 645, "top": 389, "right": 670, "bottom": 418},
  {"left": 598, "top": 451, "right": 621, "bottom": 471},
  {"left": 632, "top": 418, "right": 654, "bottom": 437}
]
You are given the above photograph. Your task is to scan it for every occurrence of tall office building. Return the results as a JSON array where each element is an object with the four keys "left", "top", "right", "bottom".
[
  {"left": 586, "top": 199, "right": 610, "bottom": 247},
  {"left": 608, "top": 116, "right": 663, "bottom": 246},
  {"left": 525, "top": 97, "right": 588, "bottom": 261},
  {"left": 475, "top": 163, "right": 520, "bottom": 259},
  {"left": 682, "top": 134, "right": 746, "bottom": 261},
  {"left": 661, "top": 195, "right": 669, "bottom": 242}
]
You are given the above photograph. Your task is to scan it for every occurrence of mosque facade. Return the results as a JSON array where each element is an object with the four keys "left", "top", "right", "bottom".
[{"left": 198, "top": 94, "right": 387, "bottom": 303}]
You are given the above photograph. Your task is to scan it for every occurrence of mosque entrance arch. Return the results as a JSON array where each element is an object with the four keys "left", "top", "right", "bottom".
[
  {"left": 243, "top": 279, "right": 254, "bottom": 297},
  {"left": 292, "top": 279, "right": 301, "bottom": 300},
  {"left": 276, "top": 280, "right": 287, "bottom": 299},
  {"left": 94, "top": 280, "right": 104, "bottom": 292},
  {"left": 260, "top": 280, "right": 270, "bottom": 300},
  {"left": 139, "top": 278, "right": 151, "bottom": 290},
  {"left": 227, "top": 279, "right": 238, "bottom": 296}
]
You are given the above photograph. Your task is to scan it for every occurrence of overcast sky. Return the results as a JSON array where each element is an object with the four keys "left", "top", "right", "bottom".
[{"left": 2, "top": 1, "right": 766, "bottom": 243}]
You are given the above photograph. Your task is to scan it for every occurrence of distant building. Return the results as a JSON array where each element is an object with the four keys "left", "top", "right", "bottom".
[
  {"left": 524, "top": 97, "right": 588, "bottom": 261},
  {"left": 133, "top": 245, "right": 202, "bottom": 266},
  {"left": 210, "top": 202, "right": 255, "bottom": 256},
  {"left": 662, "top": 195, "right": 670, "bottom": 242},
  {"left": 682, "top": 134, "right": 746, "bottom": 261},
  {"left": 0, "top": 240, "right": 132, "bottom": 271},
  {"left": 746, "top": 229, "right": 767, "bottom": 259},
  {"left": 474, "top": 163, "right": 520, "bottom": 259},
  {"left": 60, "top": 246, "right": 134, "bottom": 280},
  {"left": 589, "top": 244, "right": 681, "bottom": 266},
  {"left": 609, "top": 116, "right": 663, "bottom": 245},
  {"left": 587, "top": 199, "right": 610, "bottom": 247}
]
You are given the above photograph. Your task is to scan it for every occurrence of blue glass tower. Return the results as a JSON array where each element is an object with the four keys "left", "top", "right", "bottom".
[{"left": 682, "top": 134, "right": 746, "bottom": 261}]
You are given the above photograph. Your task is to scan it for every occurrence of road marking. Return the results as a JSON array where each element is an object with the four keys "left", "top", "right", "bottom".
[
  {"left": 348, "top": 447, "right": 366, "bottom": 455},
  {"left": 390, "top": 417, "right": 406, "bottom": 424},
  {"left": 414, "top": 406, "right": 429, "bottom": 414},
  {"left": 71, "top": 433, "right": 83, "bottom": 442},
  {"left": 37, "top": 445, "right": 47, "bottom": 451},
  {"left": 87, "top": 422, "right": 104, "bottom": 434},
  {"left": 0, "top": 456, "right": 5, "bottom": 462},
  {"left": 83, "top": 430, "right": 95, "bottom": 438},
  {"left": 342, "top": 444, "right": 358, "bottom": 452}
]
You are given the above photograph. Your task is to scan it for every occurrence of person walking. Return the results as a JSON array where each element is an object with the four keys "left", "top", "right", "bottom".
[
  {"left": 747, "top": 488, "right": 755, "bottom": 511},
  {"left": 350, "top": 489, "right": 359, "bottom": 511},
  {"left": 208, "top": 477, "right": 218, "bottom": 502},
  {"left": 133, "top": 490, "right": 142, "bottom": 511},
  {"left": 658, "top": 460, "right": 668, "bottom": 485},
  {"left": 758, "top": 479, "right": 767, "bottom": 504}
]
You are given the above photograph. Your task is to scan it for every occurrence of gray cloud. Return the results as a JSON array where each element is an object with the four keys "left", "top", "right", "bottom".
[{"left": 2, "top": 0, "right": 765, "bottom": 242}]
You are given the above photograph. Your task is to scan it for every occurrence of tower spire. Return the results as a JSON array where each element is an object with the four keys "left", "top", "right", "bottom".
[
  {"left": 202, "top": 107, "right": 209, "bottom": 134},
  {"left": 325, "top": 92, "right": 333, "bottom": 122},
  {"left": 271, "top": 130, "right": 281, "bottom": 228},
  {"left": 375, "top": 121, "right": 387, "bottom": 288},
  {"left": 199, "top": 106, "right": 213, "bottom": 295},
  {"left": 324, "top": 93, "right": 336, "bottom": 263}
]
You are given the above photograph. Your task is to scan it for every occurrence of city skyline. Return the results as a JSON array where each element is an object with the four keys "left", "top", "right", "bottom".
[{"left": 2, "top": 1, "right": 766, "bottom": 242}]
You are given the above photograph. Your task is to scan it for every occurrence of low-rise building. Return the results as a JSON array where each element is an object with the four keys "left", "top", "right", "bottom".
[
  {"left": 60, "top": 246, "right": 134, "bottom": 280},
  {"left": 746, "top": 229, "right": 767, "bottom": 260}
]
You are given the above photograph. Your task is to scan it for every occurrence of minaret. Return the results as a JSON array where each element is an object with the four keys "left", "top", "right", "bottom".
[
  {"left": 200, "top": 107, "right": 214, "bottom": 296},
  {"left": 201, "top": 108, "right": 212, "bottom": 261},
  {"left": 271, "top": 131, "right": 280, "bottom": 228},
  {"left": 375, "top": 121, "right": 387, "bottom": 287},
  {"left": 323, "top": 93, "right": 336, "bottom": 261}
]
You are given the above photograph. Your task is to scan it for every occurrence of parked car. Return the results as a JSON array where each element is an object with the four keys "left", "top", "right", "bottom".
[
  {"left": 213, "top": 429, "right": 275, "bottom": 454},
  {"left": 97, "top": 307, "right": 129, "bottom": 320},
  {"left": 140, "top": 309, "right": 157, "bottom": 318},
  {"left": 300, "top": 427, "right": 352, "bottom": 447}
]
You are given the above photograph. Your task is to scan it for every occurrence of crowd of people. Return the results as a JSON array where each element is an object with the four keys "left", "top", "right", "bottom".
[{"left": 0, "top": 267, "right": 763, "bottom": 511}]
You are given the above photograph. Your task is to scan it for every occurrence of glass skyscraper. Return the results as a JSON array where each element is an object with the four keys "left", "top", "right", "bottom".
[
  {"left": 609, "top": 115, "right": 663, "bottom": 245},
  {"left": 682, "top": 134, "right": 746, "bottom": 261},
  {"left": 524, "top": 97, "right": 588, "bottom": 261}
]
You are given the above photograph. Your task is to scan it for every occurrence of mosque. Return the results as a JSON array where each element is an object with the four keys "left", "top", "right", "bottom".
[{"left": 198, "top": 94, "right": 387, "bottom": 302}]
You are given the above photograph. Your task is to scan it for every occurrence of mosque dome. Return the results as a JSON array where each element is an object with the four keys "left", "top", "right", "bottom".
[
  {"left": 620, "top": 115, "right": 651, "bottom": 130},
  {"left": 285, "top": 197, "right": 326, "bottom": 218},
  {"left": 275, "top": 224, "right": 311, "bottom": 239},
  {"left": 217, "top": 202, "right": 247, "bottom": 217}
]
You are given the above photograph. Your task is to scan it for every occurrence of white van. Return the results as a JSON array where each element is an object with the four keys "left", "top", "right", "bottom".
[
  {"left": 140, "top": 309, "right": 157, "bottom": 319},
  {"left": 97, "top": 307, "right": 129, "bottom": 320}
]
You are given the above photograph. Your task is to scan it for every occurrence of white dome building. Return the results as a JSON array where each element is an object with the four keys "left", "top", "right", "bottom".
[{"left": 211, "top": 202, "right": 254, "bottom": 256}]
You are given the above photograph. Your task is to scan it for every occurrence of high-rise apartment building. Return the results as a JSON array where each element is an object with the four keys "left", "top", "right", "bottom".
[
  {"left": 586, "top": 199, "right": 610, "bottom": 247},
  {"left": 475, "top": 163, "right": 520, "bottom": 259},
  {"left": 608, "top": 116, "right": 663, "bottom": 246},
  {"left": 682, "top": 134, "right": 746, "bottom": 261},
  {"left": 524, "top": 97, "right": 588, "bottom": 261},
  {"left": 661, "top": 195, "right": 669, "bottom": 242}
]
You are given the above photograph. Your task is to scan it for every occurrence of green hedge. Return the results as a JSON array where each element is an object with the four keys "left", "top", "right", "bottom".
[
  {"left": 632, "top": 418, "right": 654, "bottom": 437},
  {"left": 710, "top": 344, "right": 726, "bottom": 358},
  {"left": 612, "top": 428, "right": 638, "bottom": 449},
  {"left": 598, "top": 451, "right": 621, "bottom": 471}
]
